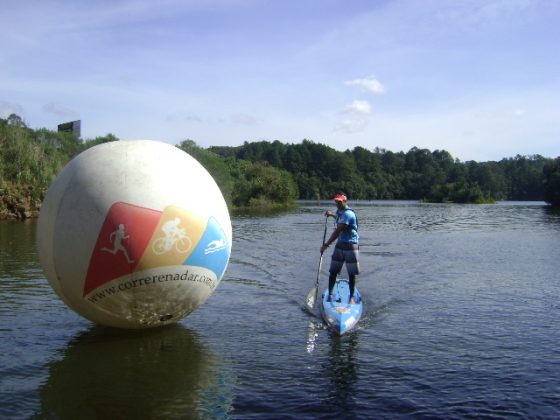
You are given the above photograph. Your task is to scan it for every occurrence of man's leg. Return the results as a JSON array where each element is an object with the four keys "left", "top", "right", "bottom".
[
  {"left": 328, "top": 247, "right": 344, "bottom": 301},
  {"left": 345, "top": 246, "right": 360, "bottom": 303},
  {"left": 348, "top": 274, "right": 356, "bottom": 301},
  {"left": 328, "top": 273, "right": 337, "bottom": 301}
]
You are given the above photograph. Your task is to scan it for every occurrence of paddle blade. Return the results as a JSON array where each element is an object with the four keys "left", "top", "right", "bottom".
[{"left": 305, "top": 285, "right": 318, "bottom": 309}]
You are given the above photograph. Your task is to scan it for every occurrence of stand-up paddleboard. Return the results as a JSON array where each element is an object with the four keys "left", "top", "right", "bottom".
[{"left": 320, "top": 278, "right": 363, "bottom": 335}]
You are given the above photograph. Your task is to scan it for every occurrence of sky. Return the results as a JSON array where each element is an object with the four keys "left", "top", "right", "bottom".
[{"left": 1, "top": 0, "right": 559, "bottom": 162}]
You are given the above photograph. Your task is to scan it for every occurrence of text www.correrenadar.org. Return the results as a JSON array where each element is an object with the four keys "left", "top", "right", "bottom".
[{"left": 86, "top": 270, "right": 215, "bottom": 303}]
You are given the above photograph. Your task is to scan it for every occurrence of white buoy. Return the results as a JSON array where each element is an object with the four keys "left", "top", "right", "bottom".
[{"left": 37, "top": 140, "right": 232, "bottom": 328}]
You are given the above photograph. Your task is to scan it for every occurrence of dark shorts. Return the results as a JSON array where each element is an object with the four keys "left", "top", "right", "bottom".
[{"left": 329, "top": 242, "right": 360, "bottom": 276}]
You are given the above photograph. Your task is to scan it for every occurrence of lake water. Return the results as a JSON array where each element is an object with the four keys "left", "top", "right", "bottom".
[{"left": 1, "top": 201, "right": 559, "bottom": 419}]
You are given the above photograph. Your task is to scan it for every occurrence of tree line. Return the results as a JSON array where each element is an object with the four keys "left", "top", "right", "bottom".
[
  {"left": 208, "top": 140, "right": 560, "bottom": 206},
  {"left": 0, "top": 115, "right": 297, "bottom": 218},
  {"left": 1, "top": 113, "right": 559, "bottom": 220}
]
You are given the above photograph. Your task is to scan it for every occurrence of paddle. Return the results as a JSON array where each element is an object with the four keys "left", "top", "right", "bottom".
[{"left": 305, "top": 215, "right": 329, "bottom": 310}]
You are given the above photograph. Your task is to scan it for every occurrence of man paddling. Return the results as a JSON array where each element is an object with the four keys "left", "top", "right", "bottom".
[{"left": 320, "top": 193, "right": 360, "bottom": 304}]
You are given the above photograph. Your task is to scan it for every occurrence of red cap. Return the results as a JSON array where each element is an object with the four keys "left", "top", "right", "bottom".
[{"left": 334, "top": 194, "right": 347, "bottom": 202}]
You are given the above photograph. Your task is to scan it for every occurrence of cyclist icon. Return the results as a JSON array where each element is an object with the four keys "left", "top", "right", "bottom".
[
  {"left": 101, "top": 224, "right": 135, "bottom": 264},
  {"left": 152, "top": 217, "right": 192, "bottom": 255}
]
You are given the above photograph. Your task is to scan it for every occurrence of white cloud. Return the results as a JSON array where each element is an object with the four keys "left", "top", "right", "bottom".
[
  {"left": 344, "top": 76, "right": 386, "bottom": 94},
  {"left": 344, "top": 100, "right": 372, "bottom": 114}
]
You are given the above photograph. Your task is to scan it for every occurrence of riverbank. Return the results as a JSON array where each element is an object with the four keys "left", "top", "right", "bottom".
[
  {"left": 0, "top": 191, "right": 297, "bottom": 221},
  {"left": 0, "top": 187, "right": 41, "bottom": 220}
]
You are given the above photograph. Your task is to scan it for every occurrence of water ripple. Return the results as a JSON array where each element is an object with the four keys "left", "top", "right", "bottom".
[{"left": 2, "top": 203, "right": 560, "bottom": 418}]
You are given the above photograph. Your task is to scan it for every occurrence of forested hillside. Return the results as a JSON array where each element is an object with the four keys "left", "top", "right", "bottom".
[
  {"left": 210, "top": 140, "right": 558, "bottom": 204},
  {"left": 0, "top": 115, "right": 297, "bottom": 219},
  {"left": 0, "top": 114, "right": 117, "bottom": 219},
  {"left": 1, "top": 114, "right": 559, "bottom": 220}
]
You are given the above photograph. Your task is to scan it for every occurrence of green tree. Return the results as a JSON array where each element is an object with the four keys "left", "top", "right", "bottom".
[
  {"left": 229, "top": 160, "right": 298, "bottom": 208},
  {"left": 6, "top": 113, "right": 27, "bottom": 128},
  {"left": 543, "top": 158, "right": 560, "bottom": 206},
  {"left": 83, "top": 133, "right": 119, "bottom": 150},
  {"left": 500, "top": 155, "right": 546, "bottom": 200}
]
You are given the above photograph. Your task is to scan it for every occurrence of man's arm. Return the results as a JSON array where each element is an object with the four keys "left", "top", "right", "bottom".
[{"left": 320, "top": 223, "right": 347, "bottom": 254}]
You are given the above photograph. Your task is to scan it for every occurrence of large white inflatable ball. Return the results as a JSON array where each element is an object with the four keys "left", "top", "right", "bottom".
[{"left": 37, "top": 140, "right": 232, "bottom": 328}]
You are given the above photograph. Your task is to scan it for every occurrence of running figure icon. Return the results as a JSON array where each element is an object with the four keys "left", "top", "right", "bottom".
[
  {"left": 101, "top": 224, "right": 135, "bottom": 264},
  {"left": 152, "top": 217, "right": 192, "bottom": 255}
]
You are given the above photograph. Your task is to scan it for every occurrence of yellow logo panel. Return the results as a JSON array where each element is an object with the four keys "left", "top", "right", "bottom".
[{"left": 138, "top": 206, "right": 207, "bottom": 270}]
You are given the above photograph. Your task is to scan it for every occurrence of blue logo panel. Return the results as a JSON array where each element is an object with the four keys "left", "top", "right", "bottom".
[{"left": 184, "top": 217, "right": 230, "bottom": 279}]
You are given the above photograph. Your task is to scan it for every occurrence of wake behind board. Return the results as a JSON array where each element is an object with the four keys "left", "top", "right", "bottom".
[{"left": 320, "top": 278, "right": 363, "bottom": 335}]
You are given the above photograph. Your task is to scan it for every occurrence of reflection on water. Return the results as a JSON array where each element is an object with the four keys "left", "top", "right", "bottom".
[
  {"left": 37, "top": 324, "right": 233, "bottom": 419},
  {"left": 0, "top": 219, "right": 38, "bottom": 274},
  {"left": 324, "top": 334, "right": 359, "bottom": 413},
  {"left": 305, "top": 321, "right": 321, "bottom": 354},
  {"left": 543, "top": 205, "right": 560, "bottom": 225}
]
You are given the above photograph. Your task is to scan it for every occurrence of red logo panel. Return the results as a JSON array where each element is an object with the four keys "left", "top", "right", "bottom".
[{"left": 83, "top": 202, "right": 162, "bottom": 296}]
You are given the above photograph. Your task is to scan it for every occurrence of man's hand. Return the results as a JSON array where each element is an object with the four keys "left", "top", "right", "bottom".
[{"left": 325, "top": 210, "right": 335, "bottom": 218}]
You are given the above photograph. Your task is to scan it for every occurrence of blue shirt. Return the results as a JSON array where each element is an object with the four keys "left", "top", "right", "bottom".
[{"left": 336, "top": 207, "right": 359, "bottom": 244}]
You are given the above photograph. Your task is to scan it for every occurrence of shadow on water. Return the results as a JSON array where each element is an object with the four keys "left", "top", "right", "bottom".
[{"left": 36, "top": 324, "right": 234, "bottom": 419}]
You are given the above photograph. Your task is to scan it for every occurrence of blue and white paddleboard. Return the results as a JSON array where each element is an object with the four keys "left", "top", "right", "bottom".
[{"left": 320, "top": 278, "right": 363, "bottom": 335}]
